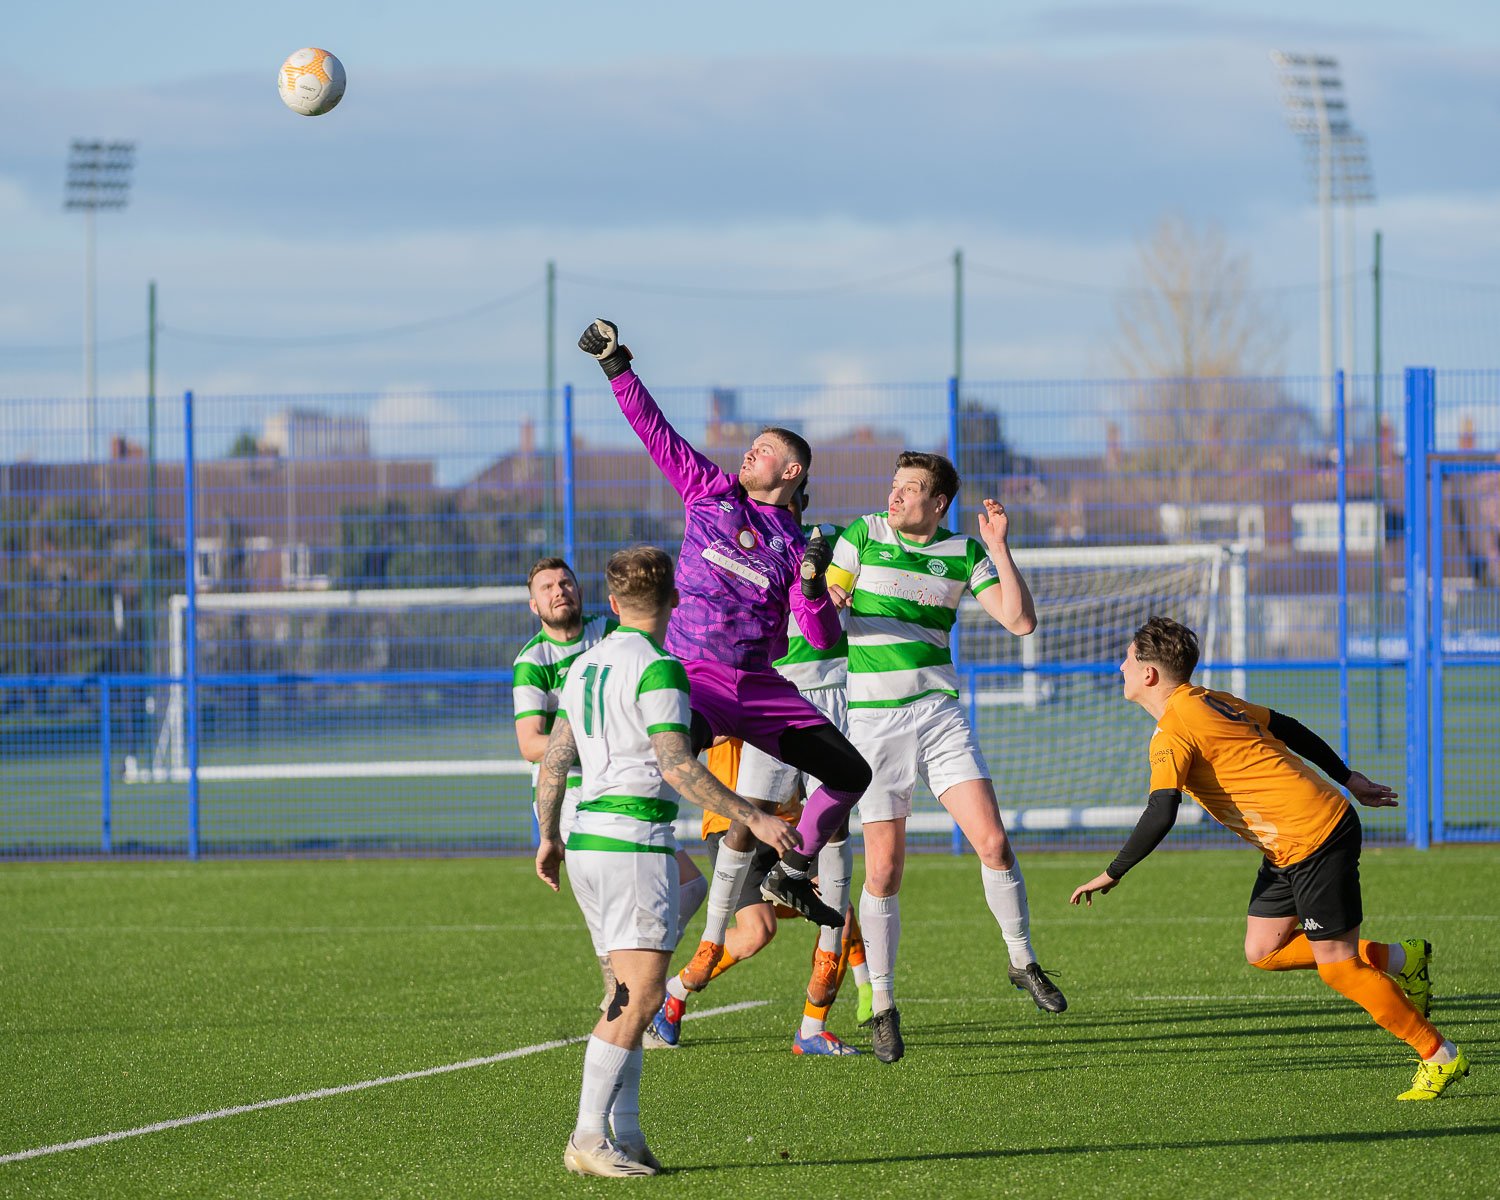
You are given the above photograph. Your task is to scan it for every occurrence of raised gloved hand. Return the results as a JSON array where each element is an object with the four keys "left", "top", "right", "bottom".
[
  {"left": 578, "top": 318, "right": 634, "bottom": 380},
  {"left": 799, "top": 527, "right": 832, "bottom": 598}
]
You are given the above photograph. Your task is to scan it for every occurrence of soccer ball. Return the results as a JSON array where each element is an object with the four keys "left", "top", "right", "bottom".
[{"left": 278, "top": 48, "right": 346, "bottom": 116}]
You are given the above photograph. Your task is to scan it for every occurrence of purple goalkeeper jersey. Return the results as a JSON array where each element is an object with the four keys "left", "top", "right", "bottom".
[{"left": 611, "top": 370, "right": 840, "bottom": 671}]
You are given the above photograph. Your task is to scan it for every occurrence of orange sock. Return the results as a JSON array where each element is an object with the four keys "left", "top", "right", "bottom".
[
  {"left": 804, "top": 997, "right": 831, "bottom": 1021},
  {"left": 707, "top": 949, "right": 739, "bottom": 982},
  {"left": 1252, "top": 934, "right": 1316, "bottom": 971},
  {"left": 1360, "top": 940, "right": 1390, "bottom": 973},
  {"left": 1316, "top": 955, "right": 1442, "bottom": 1058},
  {"left": 1251, "top": 933, "right": 1392, "bottom": 974},
  {"left": 845, "top": 913, "right": 867, "bottom": 968}
]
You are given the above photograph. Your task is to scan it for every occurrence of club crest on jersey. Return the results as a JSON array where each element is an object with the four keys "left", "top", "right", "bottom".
[
  {"left": 769, "top": 536, "right": 785, "bottom": 552},
  {"left": 736, "top": 527, "right": 758, "bottom": 550},
  {"left": 928, "top": 559, "right": 949, "bottom": 576}
]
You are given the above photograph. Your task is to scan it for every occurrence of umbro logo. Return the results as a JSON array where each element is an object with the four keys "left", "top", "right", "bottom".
[
  {"left": 718, "top": 500, "right": 736, "bottom": 512},
  {"left": 878, "top": 550, "right": 895, "bottom": 561},
  {"left": 1302, "top": 918, "right": 1323, "bottom": 931}
]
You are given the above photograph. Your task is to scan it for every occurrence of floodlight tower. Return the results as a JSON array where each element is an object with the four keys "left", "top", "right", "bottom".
[
  {"left": 64, "top": 139, "right": 135, "bottom": 461},
  {"left": 1335, "top": 129, "right": 1375, "bottom": 401},
  {"left": 1272, "top": 54, "right": 1351, "bottom": 435}
]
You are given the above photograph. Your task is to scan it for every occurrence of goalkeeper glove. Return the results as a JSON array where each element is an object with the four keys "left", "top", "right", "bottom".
[
  {"left": 578, "top": 318, "right": 634, "bottom": 379},
  {"left": 799, "top": 527, "right": 832, "bottom": 598}
]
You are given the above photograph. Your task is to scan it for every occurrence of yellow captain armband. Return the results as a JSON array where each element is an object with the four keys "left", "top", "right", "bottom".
[{"left": 826, "top": 564, "right": 856, "bottom": 592}]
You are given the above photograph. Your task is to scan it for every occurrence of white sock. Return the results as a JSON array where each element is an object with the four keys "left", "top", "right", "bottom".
[
  {"left": 677, "top": 870, "right": 708, "bottom": 931},
  {"left": 816, "top": 839, "right": 853, "bottom": 955},
  {"left": 1424, "top": 1039, "right": 1457, "bottom": 1065},
  {"left": 859, "top": 888, "right": 900, "bottom": 1014},
  {"left": 702, "top": 844, "right": 755, "bottom": 944},
  {"left": 576, "top": 1036, "right": 630, "bottom": 1139},
  {"left": 1385, "top": 942, "right": 1407, "bottom": 975},
  {"left": 607, "top": 1047, "right": 644, "bottom": 1143},
  {"left": 799, "top": 1014, "right": 826, "bottom": 1039},
  {"left": 852, "top": 959, "right": 871, "bottom": 988},
  {"left": 666, "top": 974, "right": 690, "bottom": 1002},
  {"left": 982, "top": 863, "right": 1035, "bottom": 969}
]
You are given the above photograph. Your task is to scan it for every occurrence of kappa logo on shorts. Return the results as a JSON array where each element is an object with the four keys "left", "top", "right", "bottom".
[{"left": 1302, "top": 917, "right": 1323, "bottom": 931}]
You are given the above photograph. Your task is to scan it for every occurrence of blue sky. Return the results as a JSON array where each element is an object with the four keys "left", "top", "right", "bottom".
[{"left": 2, "top": 1, "right": 1497, "bottom": 462}]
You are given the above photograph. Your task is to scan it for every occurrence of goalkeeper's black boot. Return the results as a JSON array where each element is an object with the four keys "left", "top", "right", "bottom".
[{"left": 760, "top": 862, "right": 842, "bottom": 927}]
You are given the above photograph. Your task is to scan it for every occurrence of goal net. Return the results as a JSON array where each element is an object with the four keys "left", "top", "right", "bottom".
[
  {"left": 946, "top": 542, "right": 1247, "bottom": 835},
  {"left": 962, "top": 543, "right": 1246, "bottom": 706},
  {"left": 136, "top": 586, "right": 536, "bottom": 785}
]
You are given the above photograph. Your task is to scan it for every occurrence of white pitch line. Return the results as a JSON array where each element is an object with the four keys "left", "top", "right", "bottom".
[{"left": 0, "top": 1000, "right": 768, "bottom": 1167}]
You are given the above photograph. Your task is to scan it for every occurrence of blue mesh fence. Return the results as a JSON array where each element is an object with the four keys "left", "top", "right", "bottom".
[{"left": 0, "top": 368, "right": 1495, "bottom": 857}]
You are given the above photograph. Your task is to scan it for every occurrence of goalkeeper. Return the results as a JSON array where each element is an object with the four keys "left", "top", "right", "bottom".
[{"left": 579, "top": 318, "right": 870, "bottom": 927}]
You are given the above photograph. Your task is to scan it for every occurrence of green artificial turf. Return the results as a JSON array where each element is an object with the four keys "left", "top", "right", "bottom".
[{"left": 0, "top": 847, "right": 1495, "bottom": 1197}]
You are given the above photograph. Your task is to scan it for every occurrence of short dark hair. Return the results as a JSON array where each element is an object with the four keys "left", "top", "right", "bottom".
[
  {"left": 761, "top": 425, "right": 812, "bottom": 474},
  {"left": 896, "top": 451, "right": 961, "bottom": 513},
  {"left": 1132, "top": 615, "right": 1200, "bottom": 683},
  {"left": 526, "top": 556, "right": 576, "bottom": 591},
  {"left": 605, "top": 545, "right": 676, "bottom": 610}
]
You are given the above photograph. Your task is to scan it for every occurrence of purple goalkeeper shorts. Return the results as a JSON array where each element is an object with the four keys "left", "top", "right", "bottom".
[{"left": 684, "top": 658, "right": 827, "bottom": 757}]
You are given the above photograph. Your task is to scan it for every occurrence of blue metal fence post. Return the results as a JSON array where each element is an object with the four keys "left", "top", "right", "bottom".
[
  {"left": 946, "top": 377, "right": 965, "bottom": 855},
  {"left": 1403, "top": 368, "right": 1432, "bottom": 849},
  {"left": 562, "top": 382, "right": 577, "bottom": 567},
  {"left": 183, "top": 391, "right": 201, "bottom": 860},
  {"left": 1335, "top": 371, "right": 1350, "bottom": 764},
  {"left": 100, "top": 678, "right": 112, "bottom": 854},
  {"left": 1429, "top": 462, "right": 1447, "bottom": 845}
]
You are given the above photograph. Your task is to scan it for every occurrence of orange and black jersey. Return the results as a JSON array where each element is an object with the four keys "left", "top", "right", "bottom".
[
  {"left": 698, "top": 738, "right": 801, "bottom": 839},
  {"left": 1109, "top": 684, "right": 1352, "bottom": 877}
]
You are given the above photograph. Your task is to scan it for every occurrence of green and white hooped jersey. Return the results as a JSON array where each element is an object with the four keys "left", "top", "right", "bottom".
[
  {"left": 558, "top": 627, "right": 693, "bottom": 854},
  {"left": 773, "top": 522, "right": 849, "bottom": 693},
  {"left": 832, "top": 514, "right": 998, "bottom": 708},
  {"left": 512, "top": 613, "right": 618, "bottom": 786}
]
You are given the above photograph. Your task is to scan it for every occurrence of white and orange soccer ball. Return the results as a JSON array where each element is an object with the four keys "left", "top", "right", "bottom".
[{"left": 277, "top": 48, "right": 346, "bottom": 116}]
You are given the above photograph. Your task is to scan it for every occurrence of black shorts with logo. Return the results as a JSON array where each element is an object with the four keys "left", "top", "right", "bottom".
[
  {"left": 1246, "top": 805, "right": 1363, "bottom": 940},
  {"left": 705, "top": 831, "right": 780, "bottom": 915}
]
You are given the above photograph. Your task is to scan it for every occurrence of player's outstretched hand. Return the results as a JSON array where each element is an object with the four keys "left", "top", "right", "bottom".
[
  {"left": 799, "top": 527, "right": 833, "bottom": 598},
  {"left": 1346, "top": 771, "right": 1399, "bottom": 808},
  {"left": 977, "top": 498, "right": 1010, "bottom": 548},
  {"left": 747, "top": 810, "right": 798, "bottom": 856},
  {"left": 535, "top": 837, "right": 565, "bottom": 891},
  {"left": 578, "top": 318, "right": 634, "bottom": 379},
  {"left": 1069, "top": 870, "right": 1119, "bottom": 907}
]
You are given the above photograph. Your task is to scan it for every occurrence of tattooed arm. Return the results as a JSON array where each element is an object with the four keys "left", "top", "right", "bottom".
[
  {"left": 651, "top": 729, "right": 798, "bottom": 855},
  {"left": 534, "top": 716, "right": 578, "bottom": 891}
]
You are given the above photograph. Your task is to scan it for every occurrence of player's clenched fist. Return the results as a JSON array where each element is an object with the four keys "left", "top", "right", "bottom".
[{"left": 578, "top": 318, "right": 634, "bottom": 379}]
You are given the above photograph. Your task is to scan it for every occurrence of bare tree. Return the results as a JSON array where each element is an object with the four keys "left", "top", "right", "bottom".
[{"left": 1113, "top": 216, "right": 1312, "bottom": 530}]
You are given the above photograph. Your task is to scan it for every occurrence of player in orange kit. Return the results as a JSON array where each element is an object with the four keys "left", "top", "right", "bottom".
[{"left": 1070, "top": 616, "right": 1468, "bottom": 1102}]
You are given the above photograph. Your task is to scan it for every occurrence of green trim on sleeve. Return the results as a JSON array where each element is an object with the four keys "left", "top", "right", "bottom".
[{"left": 637, "top": 657, "right": 691, "bottom": 696}]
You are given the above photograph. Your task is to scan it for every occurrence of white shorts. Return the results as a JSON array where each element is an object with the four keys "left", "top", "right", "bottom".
[
  {"left": 566, "top": 848, "right": 680, "bottom": 956},
  {"left": 737, "top": 687, "right": 849, "bottom": 809},
  {"left": 848, "top": 692, "right": 990, "bottom": 823},
  {"left": 533, "top": 786, "right": 581, "bottom": 842}
]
